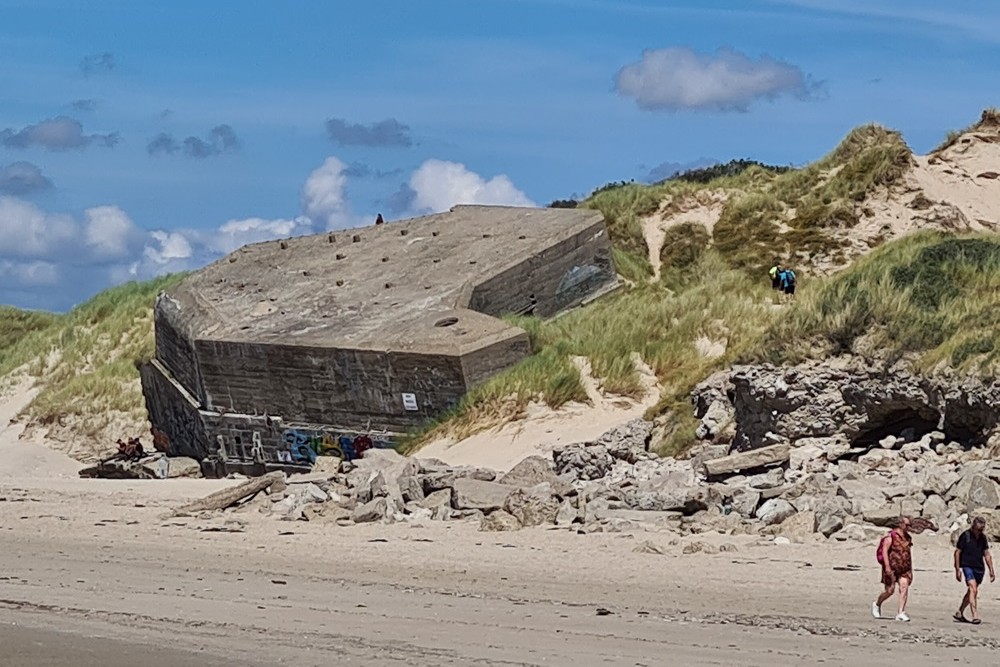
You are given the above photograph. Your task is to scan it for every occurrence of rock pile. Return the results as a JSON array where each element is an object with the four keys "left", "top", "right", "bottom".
[{"left": 197, "top": 368, "right": 1000, "bottom": 542}]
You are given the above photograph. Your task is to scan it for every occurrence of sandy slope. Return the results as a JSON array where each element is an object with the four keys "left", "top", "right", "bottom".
[
  {"left": 1, "top": 476, "right": 998, "bottom": 666},
  {"left": 420, "top": 354, "right": 660, "bottom": 470},
  {"left": 0, "top": 378, "right": 82, "bottom": 480}
]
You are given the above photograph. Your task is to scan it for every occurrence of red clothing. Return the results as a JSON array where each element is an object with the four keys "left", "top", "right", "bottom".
[{"left": 881, "top": 528, "right": 913, "bottom": 586}]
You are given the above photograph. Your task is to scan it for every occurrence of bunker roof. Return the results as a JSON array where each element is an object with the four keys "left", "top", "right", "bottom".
[{"left": 163, "top": 205, "right": 608, "bottom": 355}]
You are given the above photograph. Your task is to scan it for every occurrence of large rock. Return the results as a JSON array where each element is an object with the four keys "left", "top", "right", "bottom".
[
  {"left": 166, "top": 457, "right": 202, "bottom": 478},
  {"left": 696, "top": 360, "right": 1000, "bottom": 453},
  {"left": 922, "top": 494, "right": 950, "bottom": 523},
  {"left": 597, "top": 419, "right": 654, "bottom": 463},
  {"left": 836, "top": 479, "right": 888, "bottom": 516},
  {"left": 780, "top": 510, "right": 817, "bottom": 538},
  {"left": 351, "top": 497, "right": 388, "bottom": 523},
  {"left": 817, "top": 513, "right": 844, "bottom": 538},
  {"left": 955, "top": 474, "right": 1000, "bottom": 512},
  {"left": 504, "top": 485, "right": 560, "bottom": 527},
  {"left": 553, "top": 443, "right": 613, "bottom": 480},
  {"left": 480, "top": 510, "right": 521, "bottom": 532},
  {"left": 703, "top": 444, "right": 789, "bottom": 477},
  {"left": 633, "top": 470, "right": 720, "bottom": 514},
  {"left": 500, "top": 456, "right": 557, "bottom": 487},
  {"left": 452, "top": 478, "right": 515, "bottom": 512},
  {"left": 755, "top": 498, "right": 796, "bottom": 526}
]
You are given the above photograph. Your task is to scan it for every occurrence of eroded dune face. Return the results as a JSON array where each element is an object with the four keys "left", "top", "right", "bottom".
[{"left": 643, "top": 112, "right": 1000, "bottom": 278}]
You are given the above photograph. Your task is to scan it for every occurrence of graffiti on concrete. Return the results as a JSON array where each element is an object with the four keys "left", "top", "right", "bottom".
[{"left": 280, "top": 428, "right": 392, "bottom": 464}]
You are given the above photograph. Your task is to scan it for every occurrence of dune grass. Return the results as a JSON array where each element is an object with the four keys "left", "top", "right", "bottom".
[
  {"left": 414, "top": 252, "right": 780, "bottom": 452},
  {"left": 1, "top": 275, "right": 185, "bottom": 429},
  {"left": 750, "top": 233, "right": 1000, "bottom": 373}
]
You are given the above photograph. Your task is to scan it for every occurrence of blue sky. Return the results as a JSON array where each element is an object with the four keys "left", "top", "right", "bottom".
[{"left": 1, "top": 0, "right": 998, "bottom": 310}]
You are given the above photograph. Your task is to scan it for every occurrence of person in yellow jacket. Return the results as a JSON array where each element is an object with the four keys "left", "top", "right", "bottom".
[{"left": 768, "top": 259, "right": 782, "bottom": 290}]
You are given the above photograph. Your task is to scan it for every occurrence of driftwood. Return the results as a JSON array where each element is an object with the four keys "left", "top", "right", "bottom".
[{"left": 171, "top": 471, "right": 285, "bottom": 516}]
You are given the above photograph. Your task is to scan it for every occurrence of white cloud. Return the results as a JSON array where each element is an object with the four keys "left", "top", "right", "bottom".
[
  {"left": 0, "top": 259, "right": 59, "bottom": 287},
  {"left": 614, "top": 47, "right": 816, "bottom": 112},
  {"left": 0, "top": 196, "right": 78, "bottom": 258},
  {"left": 408, "top": 159, "right": 535, "bottom": 213},
  {"left": 301, "top": 157, "right": 352, "bottom": 229},
  {"left": 211, "top": 216, "right": 314, "bottom": 254},
  {"left": 143, "top": 230, "right": 193, "bottom": 266},
  {"left": 84, "top": 205, "right": 141, "bottom": 259}
]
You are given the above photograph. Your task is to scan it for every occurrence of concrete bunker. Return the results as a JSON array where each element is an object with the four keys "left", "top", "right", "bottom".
[{"left": 141, "top": 205, "right": 619, "bottom": 474}]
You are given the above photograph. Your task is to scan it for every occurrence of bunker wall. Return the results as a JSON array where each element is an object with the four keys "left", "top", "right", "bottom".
[
  {"left": 468, "top": 222, "right": 616, "bottom": 318},
  {"left": 153, "top": 299, "right": 206, "bottom": 405},
  {"left": 140, "top": 360, "right": 212, "bottom": 459},
  {"left": 193, "top": 341, "right": 468, "bottom": 432}
]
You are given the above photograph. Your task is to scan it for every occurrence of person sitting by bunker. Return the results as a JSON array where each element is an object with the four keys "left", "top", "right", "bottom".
[
  {"left": 779, "top": 267, "right": 797, "bottom": 297},
  {"left": 768, "top": 259, "right": 782, "bottom": 290}
]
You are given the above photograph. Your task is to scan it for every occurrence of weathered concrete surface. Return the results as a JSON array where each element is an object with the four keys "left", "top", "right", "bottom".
[
  {"left": 143, "top": 206, "right": 618, "bottom": 463},
  {"left": 703, "top": 444, "right": 790, "bottom": 477}
]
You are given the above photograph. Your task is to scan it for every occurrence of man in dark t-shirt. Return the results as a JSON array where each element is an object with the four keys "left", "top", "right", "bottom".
[{"left": 954, "top": 517, "right": 996, "bottom": 624}]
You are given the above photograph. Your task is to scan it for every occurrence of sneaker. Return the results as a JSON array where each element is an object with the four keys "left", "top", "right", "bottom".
[
  {"left": 895, "top": 612, "right": 910, "bottom": 622},
  {"left": 871, "top": 602, "right": 881, "bottom": 619}
]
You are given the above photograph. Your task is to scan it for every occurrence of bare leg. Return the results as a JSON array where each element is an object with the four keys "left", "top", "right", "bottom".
[
  {"left": 898, "top": 576, "right": 911, "bottom": 615},
  {"left": 959, "top": 588, "right": 971, "bottom": 615},
  {"left": 968, "top": 580, "right": 980, "bottom": 620},
  {"left": 877, "top": 583, "right": 894, "bottom": 609}
]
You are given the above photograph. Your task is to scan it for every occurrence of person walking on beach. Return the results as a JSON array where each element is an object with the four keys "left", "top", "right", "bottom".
[
  {"left": 872, "top": 516, "right": 914, "bottom": 622},
  {"left": 954, "top": 516, "right": 995, "bottom": 625}
]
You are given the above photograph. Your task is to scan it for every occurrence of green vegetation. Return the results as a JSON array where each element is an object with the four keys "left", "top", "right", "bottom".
[
  {"left": 934, "top": 107, "right": 1000, "bottom": 153},
  {"left": 754, "top": 233, "right": 1000, "bottom": 373},
  {"left": 419, "top": 252, "right": 779, "bottom": 452},
  {"left": 5, "top": 114, "right": 995, "bottom": 459},
  {"left": 666, "top": 158, "right": 792, "bottom": 185},
  {"left": 1, "top": 275, "right": 184, "bottom": 435}
]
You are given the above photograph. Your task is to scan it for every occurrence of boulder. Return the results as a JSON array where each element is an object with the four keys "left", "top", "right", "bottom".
[
  {"left": 817, "top": 513, "right": 844, "bottom": 538},
  {"left": 728, "top": 488, "right": 762, "bottom": 518},
  {"left": 504, "top": 485, "right": 560, "bottom": 527},
  {"left": 922, "top": 494, "right": 949, "bottom": 523},
  {"left": 351, "top": 497, "right": 388, "bottom": 524},
  {"left": 500, "top": 456, "right": 557, "bottom": 487},
  {"left": 963, "top": 475, "right": 1000, "bottom": 512},
  {"left": 452, "top": 478, "right": 515, "bottom": 512},
  {"left": 747, "top": 468, "right": 785, "bottom": 490},
  {"left": 832, "top": 523, "right": 885, "bottom": 542},
  {"left": 703, "top": 443, "right": 789, "bottom": 477},
  {"left": 370, "top": 471, "right": 405, "bottom": 511},
  {"left": 553, "top": 443, "right": 613, "bottom": 480},
  {"left": 417, "top": 488, "right": 452, "bottom": 510},
  {"left": 166, "top": 456, "right": 202, "bottom": 478},
  {"left": 598, "top": 419, "right": 654, "bottom": 463},
  {"left": 857, "top": 449, "right": 900, "bottom": 472},
  {"left": 756, "top": 498, "right": 796, "bottom": 526},
  {"left": 878, "top": 435, "right": 898, "bottom": 450},
  {"left": 836, "top": 479, "right": 888, "bottom": 516},
  {"left": 863, "top": 505, "right": 904, "bottom": 527},
  {"left": 479, "top": 510, "right": 521, "bottom": 532},
  {"left": 311, "top": 455, "right": 341, "bottom": 476},
  {"left": 398, "top": 475, "right": 425, "bottom": 503},
  {"left": 634, "top": 471, "right": 720, "bottom": 514},
  {"left": 780, "top": 510, "right": 817, "bottom": 538},
  {"left": 555, "top": 499, "right": 579, "bottom": 527},
  {"left": 789, "top": 445, "right": 825, "bottom": 472}
]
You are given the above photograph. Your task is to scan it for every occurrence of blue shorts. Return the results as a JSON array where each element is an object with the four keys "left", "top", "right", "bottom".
[{"left": 962, "top": 567, "right": 985, "bottom": 585}]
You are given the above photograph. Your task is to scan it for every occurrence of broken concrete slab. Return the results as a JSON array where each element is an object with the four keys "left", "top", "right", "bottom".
[
  {"left": 703, "top": 444, "right": 789, "bottom": 477},
  {"left": 452, "top": 478, "right": 515, "bottom": 512}
]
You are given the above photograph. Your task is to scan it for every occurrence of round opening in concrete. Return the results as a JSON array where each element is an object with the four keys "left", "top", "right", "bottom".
[{"left": 435, "top": 317, "right": 459, "bottom": 328}]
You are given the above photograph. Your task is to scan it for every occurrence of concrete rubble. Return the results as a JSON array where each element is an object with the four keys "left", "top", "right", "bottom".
[{"left": 163, "top": 354, "right": 1000, "bottom": 542}]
